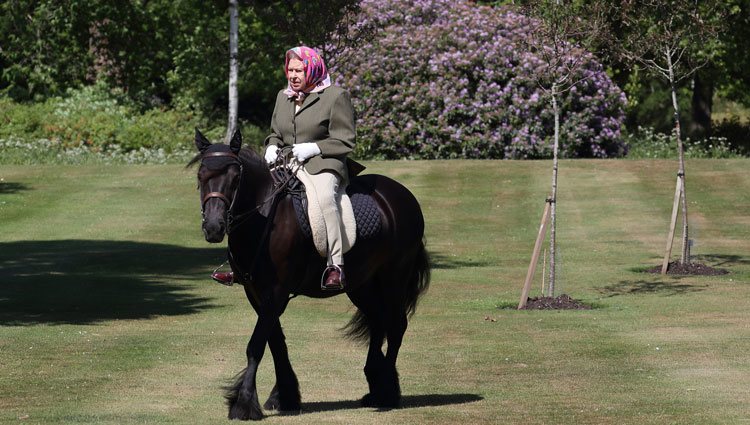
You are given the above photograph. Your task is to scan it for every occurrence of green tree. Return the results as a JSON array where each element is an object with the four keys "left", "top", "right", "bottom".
[
  {"left": 0, "top": 1, "right": 176, "bottom": 105},
  {"left": 0, "top": 1, "right": 92, "bottom": 100},
  {"left": 610, "top": 0, "right": 725, "bottom": 270},
  {"left": 0, "top": 0, "right": 358, "bottom": 126},
  {"left": 690, "top": 0, "right": 750, "bottom": 138},
  {"left": 517, "top": 0, "right": 610, "bottom": 299}
]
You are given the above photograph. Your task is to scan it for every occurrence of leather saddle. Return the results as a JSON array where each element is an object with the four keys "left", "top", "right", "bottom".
[{"left": 270, "top": 168, "right": 383, "bottom": 244}]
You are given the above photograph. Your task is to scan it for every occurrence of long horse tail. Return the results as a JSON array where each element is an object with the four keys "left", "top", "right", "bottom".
[
  {"left": 404, "top": 238, "right": 431, "bottom": 318},
  {"left": 344, "top": 238, "right": 431, "bottom": 343},
  {"left": 343, "top": 310, "right": 370, "bottom": 343}
]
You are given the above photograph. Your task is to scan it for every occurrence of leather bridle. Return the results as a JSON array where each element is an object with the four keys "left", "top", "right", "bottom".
[
  {"left": 199, "top": 151, "right": 243, "bottom": 228},
  {"left": 197, "top": 147, "right": 303, "bottom": 287},
  {"left": 198, "top": 148, "right": 298, "bottom": 235}
]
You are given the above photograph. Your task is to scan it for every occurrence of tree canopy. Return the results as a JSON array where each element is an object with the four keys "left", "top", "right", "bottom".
[
  {"left": 1, "top": 0, "right": 748, "bottom": 155},
  {"left": 0, "top": 0, "right": 357, "bottom": 121}
]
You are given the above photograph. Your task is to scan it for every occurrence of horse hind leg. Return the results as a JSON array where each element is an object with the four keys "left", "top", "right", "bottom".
[
  {"left": 360, "top": 313, "right": 389, "bottom": 408},
  {"left": 366, "top": 246, "right": 427, "bottom": 408},
  {"left": 377, "top": 309, "right": 407, "bottom": 408},
  {"left": 371, "top": 240, "right": 430, "bottom": 408},
  {"left": 358, "top": 299, "right": 407, "bottom": 408}
]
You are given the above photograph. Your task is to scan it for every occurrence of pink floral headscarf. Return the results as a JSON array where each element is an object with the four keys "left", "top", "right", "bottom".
[{"left": 283, "top": 46, "right": 332, "bottom": 100}]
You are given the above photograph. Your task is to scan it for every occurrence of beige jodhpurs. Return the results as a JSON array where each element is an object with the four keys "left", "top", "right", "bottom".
[{"left": 296, "top": 166, "right": 345, "bottom": 266}]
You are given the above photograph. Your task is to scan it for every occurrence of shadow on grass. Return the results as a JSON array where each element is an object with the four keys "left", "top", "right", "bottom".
[
  {"left": 287, "top": 393, "right": 483, "bottom": 415},
  {"left": 631, "top": 253, "right": 749, "bottom": 274},
  {"left": 597, "top": 278, "right": 708, "bottom": 298},
  {"left": 692, "top": 253, "right": 750, "bottom": 267},
  {"left": 0, "top": 181, "right": 31, "bottom": 194},
  {"left": 430, "top": 252, "right": 491, "bottom": 270},
  {"left": 0, "top": 239, "right": 228, "bottom": 326}
]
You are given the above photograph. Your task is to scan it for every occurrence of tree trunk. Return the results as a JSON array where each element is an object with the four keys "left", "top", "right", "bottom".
[
  {"left": 667, "top": 49, "right": 690, "bottom": 264},
  {"left": 548, "top": 83, "right": 560, "bottom": 297},
  {"left": 226, "top": 0, "right": 239, "bottom": 142},
  {"left": 689, "top": 71, "right": 714, "bottom": 139}
]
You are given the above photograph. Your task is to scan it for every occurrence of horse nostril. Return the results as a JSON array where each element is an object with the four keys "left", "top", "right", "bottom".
[{"left": 202, "top": 217, "right": 227, "bottom": 243}]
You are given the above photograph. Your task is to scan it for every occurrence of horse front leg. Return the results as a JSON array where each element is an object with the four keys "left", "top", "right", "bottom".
[
  {"left": 225, "top": 305, "right": 278, "bottom": 420},
  {"left": 263, "top": 321, "right": 301, "bottom": 412}
]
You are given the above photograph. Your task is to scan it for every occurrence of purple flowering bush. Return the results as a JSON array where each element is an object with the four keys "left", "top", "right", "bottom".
[{"left": 327, "top": 0, "right": 627, "bottom": 159}]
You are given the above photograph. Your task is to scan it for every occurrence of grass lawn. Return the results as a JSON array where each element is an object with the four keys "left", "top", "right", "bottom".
[{"left": 1, "top": 159, "right": 749, "bottom": 424}]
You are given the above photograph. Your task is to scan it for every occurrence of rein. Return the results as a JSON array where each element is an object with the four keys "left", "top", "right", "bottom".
[
  {"left": 199, "top": 148, "right": 299, "bottom": 286},
  {"left": 199, "top": 149, "right": 297, "bottom": 234},
  {"left": 226, "top": 148, "right": 297, "bottom": 234}
]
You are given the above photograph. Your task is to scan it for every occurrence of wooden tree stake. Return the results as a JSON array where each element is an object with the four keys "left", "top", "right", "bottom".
[
  {"left": 519, "top": 199, "right": 552, "bottom": 309},
  {"left": 661, "top": 175, "right": 683, "bottom": 274}
]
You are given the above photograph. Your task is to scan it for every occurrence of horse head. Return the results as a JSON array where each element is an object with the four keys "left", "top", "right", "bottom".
[{"left": 193, "top": 128, "right": 243, "bottom": 243}]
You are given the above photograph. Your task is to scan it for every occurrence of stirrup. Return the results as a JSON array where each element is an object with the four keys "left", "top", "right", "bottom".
[
  {"left": 321, "top": 264, "right": 345, "bottom": 291},
  {"left": 212, "top": 262, "right": 233, "bottom": 287}
]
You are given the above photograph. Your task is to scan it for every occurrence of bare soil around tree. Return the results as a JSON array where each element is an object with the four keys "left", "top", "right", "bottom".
[
  {"left": 646, "top": 261, "right": 729, "bottom": 276},
  {"left": 520, "top": 294, "right": 592, "bottom": 310}
]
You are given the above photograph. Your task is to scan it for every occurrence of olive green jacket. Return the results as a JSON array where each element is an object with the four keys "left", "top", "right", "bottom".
[{"left": 264, "top": 85, "right": 356, "bottom": 179}]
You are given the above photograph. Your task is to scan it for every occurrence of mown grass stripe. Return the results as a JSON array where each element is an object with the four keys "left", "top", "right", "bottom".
[{"left": 1, "top": 160, "right": 748, "bottom": 424}]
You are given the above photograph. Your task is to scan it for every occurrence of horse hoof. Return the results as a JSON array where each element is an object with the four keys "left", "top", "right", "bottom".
[
  {"left": 279, "top": 402, "right": 302, "bottom": 413},
  {"left": 361, "top": 393, "right": 377, "bottom": 407},
  {"left": 263, "top": 395, "right": 279, "bottom": 411},
  {"left": 228, "top": 404, "right": 264, "bottom": 421},
  {"left": 361, "top": 393, "right": 400, "bottom": 409},
  {"left": 264, "top": 394, "right": 301, "bottom": 412}
]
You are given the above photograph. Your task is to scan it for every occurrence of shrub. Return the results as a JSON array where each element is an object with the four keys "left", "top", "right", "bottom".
[
  {"left": 713, "top": 116, "right": 750, "bottom": 156},
  {"left": 0, "top": 97, "right": 57, "bottom": 141},
  {"left": 327, "top": 0, "right": 627, "bottom": 159},
  {"left": 44, "top": 83, "right": 202, "bottom": 151},
  {"left": 1, "top": 82, "right": 269, "bottom": 164},
  {"left": 625, "top": 127, "right": 742, "bottom": 159},
  {"left": 0, "top": 137, "right": 196, "bottom": 165}
]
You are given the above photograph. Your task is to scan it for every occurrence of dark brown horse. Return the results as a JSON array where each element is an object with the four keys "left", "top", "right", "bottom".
[{"left": 190, "top": 129, "right": 430, "bottom": 420}]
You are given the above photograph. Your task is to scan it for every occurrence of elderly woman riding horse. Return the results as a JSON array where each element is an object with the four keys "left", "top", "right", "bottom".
[
  {"left": 213, "top": 46, "right": 357, "bottom": 290},
  {"left": 192, "top": 46, "right": 430, "bottom": 421}
]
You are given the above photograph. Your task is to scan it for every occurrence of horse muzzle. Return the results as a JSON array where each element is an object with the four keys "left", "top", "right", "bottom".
[
  {"left": 201, "top": 192, "right": 233, "bottom": 243},
  {"left": 202, "top": 217, "right": 227, "bottom": 243}
]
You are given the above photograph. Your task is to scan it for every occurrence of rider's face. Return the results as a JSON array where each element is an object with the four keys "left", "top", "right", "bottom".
[{"left": 287, "top": 58, "right": 305, "bottom": 91}]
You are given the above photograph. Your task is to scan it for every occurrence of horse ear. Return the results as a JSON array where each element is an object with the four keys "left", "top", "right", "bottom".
[
  {"left": 229, "top": 128, "right": 242, "bottom": 154},
  {"left": 195, "top": 127, "right": 211, "bottom": 153}
]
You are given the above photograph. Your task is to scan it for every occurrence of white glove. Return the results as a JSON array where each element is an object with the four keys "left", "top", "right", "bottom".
[
  {"left": 292, "top": 143, "right": 321, "bottom": 162},
  {"left": 264, "top": 145, "right": 279, "bottom": 164}
]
